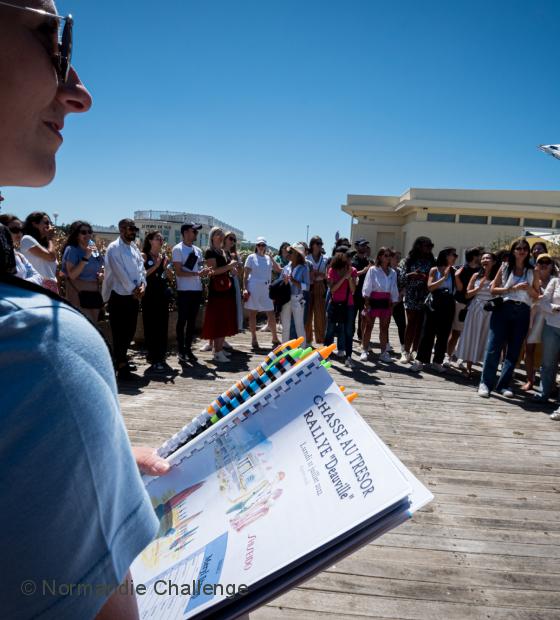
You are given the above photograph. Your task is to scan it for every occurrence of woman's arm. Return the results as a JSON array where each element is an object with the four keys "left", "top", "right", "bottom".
[
  {"left": 243, "top": 266, "right": 252, "bottom": 290},
  {"left": 143, "top": 253, "right": 162, "bottom": 278},
  {"left": 455, "top": 266, "right": 465, "bottom": 292},
  {"left": 465, "top": 272, "right": 482, "bottom": 299},
  {"left": 427, "top": 267, "right": 446, "bottom": 292},
  {"left": 26, "top": 239, "right": 57, "bottom": 262},
  {"left": 490, "top": 264, "right": 508, "bottom": 295},
  {"left": 66, "top": 247, "right": 93, "bottom": 280}
]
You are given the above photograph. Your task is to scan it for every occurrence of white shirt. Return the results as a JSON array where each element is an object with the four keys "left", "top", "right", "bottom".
[
  {"left": 306, "top": 254, "right": 327, "bottom": 275},
  {"left": 362, "top": 266, "right": 399, "bottom": 302},
  {"left": 15, "top": 252, "right": 42, "bottom": 285},
  {"left": 244, "top": 253, "right": 272, "bottom": 283},
  {"left": 102, "top": 237, "right": 146, "bottom": 301},
  {"left": 171, "top": 242, "right": 203, "bottom": 292},
  {"left": 19, "top": 235, "right": 57, "bottom": 281},
  {"left": 501, "top": 266, "right": 534, "bottom": 306},
  {"left": 541, "top": 277, "right": 560, "bottom": 328}
]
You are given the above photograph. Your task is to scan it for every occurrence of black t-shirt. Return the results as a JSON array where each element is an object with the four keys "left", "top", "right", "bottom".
[
  {"left": 352, "top": 254, "right": 370, "bottom": 293},
  {"left": 205, "top": 248, "right": 233, "bottom": 297},
  {"left": 454, "top": 264, "right": 478, "bottom": 305}
]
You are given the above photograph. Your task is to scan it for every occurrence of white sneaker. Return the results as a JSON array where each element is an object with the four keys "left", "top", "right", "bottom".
[
  {"left": 213, "top": 351, "right": 230, "bottom": 363},
  {"left": 336, "top": 350, "right": 345, "bottom": 359},
  {"left": 550, "top": 408, "right": 560, "bottom": 421},
  {"left": 359, "top": 350, "right": 368, "bottom": 362},
  {"left": 400, "top": 351, "right": 411, "bottom": 363},
  {"left": 400, "top": 344, "right": 406, "bottom": 353},
  {"left": 223, "top": 340, "right": 233, "bottom": 350},
  {"left": 410, "top": 360, "right": 423, "bottom": 373},
  {"left": 259, "top": 324, "right": 271, "bottom": 332},
  {"left": 499, "top": 388, "right": 514, "bottom": 398},
  {"left": 344, "top": 357, "right": 355, "bottom": 368},
  {"left": 442, "top": 355, "right": 451, "bottom": 368},
  {"left": 431, "top": 362, "right": 446, "bottom": 373},
  {"left": 478, "top": 383, "right": 490, "bottom": 398},
  {"left": 199, "top": 342, "right": 212, "bottom": 352},
  {"left": 380, "top": 351, "right": 392, "bottom": 363}
]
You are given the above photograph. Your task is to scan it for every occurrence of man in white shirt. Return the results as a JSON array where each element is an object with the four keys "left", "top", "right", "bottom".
[
  {"left": 103, "top": 218, "right": 146, "bottom": 380},
  {"left": 172, "top": 222, "right": 210, "bottom": 363}
]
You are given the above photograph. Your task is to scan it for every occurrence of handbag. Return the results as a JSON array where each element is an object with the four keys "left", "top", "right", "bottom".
[
  {"left": 210, "top": 274, "right": 232, "bottom": 293},
  {"left": 483, "top": 297, "right": 504, "bottom": 312},
  {"left": 269, "top": 278, "right": 291, "bottom": 307},
  {"left": 78, "top": 289, "right": 104, "bottom": 309}
]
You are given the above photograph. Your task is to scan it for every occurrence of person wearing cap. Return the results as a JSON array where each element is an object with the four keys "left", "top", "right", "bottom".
[
  {"left": 102, "top": 218, "right": 146, "bottom": 380},
  {"left": 351, "top": 239, "right": 371, "bottom": 340},
  {"left": 243, "top": 236, "right": 281, "bottom": 349},
  {"left": 281, "top": 243, "right": 309, "bottom": 346},
  {"left": 523, "top": 252, "right": 557, "bottom": 391},
  {"left": 172, "top": 222, "right": 210, "bottom": 363},
  {"left": 305, "top": 236, "right": 328, "bottom": 345}
]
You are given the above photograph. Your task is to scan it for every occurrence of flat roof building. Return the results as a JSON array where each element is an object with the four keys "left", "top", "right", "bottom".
[{"left": 342, "top": 188, "right": 560, "bottom": 256}]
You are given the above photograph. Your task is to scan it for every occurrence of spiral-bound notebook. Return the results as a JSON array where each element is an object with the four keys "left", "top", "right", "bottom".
[{"left": 131, "top": 354, "right": 432, "bottom": 620}]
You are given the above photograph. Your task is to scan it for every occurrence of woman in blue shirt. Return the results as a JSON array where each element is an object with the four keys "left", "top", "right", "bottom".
[
  {"left": 281, "top": 243, "right": 310, "bottom": 346},
  {"left": 62, "top": 220, "right": 104, "bottom": 322}
]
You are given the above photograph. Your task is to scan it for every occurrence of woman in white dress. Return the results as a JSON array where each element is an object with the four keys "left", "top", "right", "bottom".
[
  {"left": 456, "top": 252, "right": 498, "bottom": 377},
  {"left": 20, "top": 211, "right": 58, "bottom": 292},
  {"left": 243, "top": 237, "right": 281, "bottom": 349}
]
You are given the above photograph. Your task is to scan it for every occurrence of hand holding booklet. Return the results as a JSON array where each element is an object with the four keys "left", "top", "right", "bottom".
[{"left": 132, "top": 347, "right": 432, "bottom": 619}]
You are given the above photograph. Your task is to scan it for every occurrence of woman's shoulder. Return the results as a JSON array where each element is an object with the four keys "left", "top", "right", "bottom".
[{"left": 20, "top": 235, "right": 38, "bottom": 250}]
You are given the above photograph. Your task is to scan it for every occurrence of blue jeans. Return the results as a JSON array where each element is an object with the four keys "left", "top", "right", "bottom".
[
  {"left": 324, "top": 303, "right": 354, "bottom": 357},
  {"left": 540, "top": 322, "right": 560, "bottom": 399},
  {"left": 481, "top": 301, "right": 530, "bottom": 392}
]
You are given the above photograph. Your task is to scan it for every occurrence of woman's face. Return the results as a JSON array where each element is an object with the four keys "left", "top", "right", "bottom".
[
  {"left": 0, "top": 1, "right": 92, "bottom": 187},
  {"left": 77, "top": 223, "right": 92, "bottom": 246},
  {"left": 513, "top": 244, "right": 529, "bottom": 261},
  {"left": 532, "top": 243, "right": 546, "bottom": 259},
  {"left": 447, "top": 249, "right": 458, "bottom": 265},
  {"left": 33, "top": 215, "right": 52, "bottom": 238},
  {"left": 379, "top": 251, "right": 392, "bottom": 267},
  {"left": 256, "top": 243, "right": 266, "bottom": 255},
  {"left": 150, "top": 234, "right": 163, "bottom": 252},
  {"left": 212, "top": 231, "right": 224, "bottom": 248},
  {"left": 481, "top": 253, "right": 495, "bottom": 270}
]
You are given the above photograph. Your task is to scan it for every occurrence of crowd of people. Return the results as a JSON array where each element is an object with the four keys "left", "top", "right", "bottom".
[{"left": 4, "top": 207, "right": 560, "bottom": 421}]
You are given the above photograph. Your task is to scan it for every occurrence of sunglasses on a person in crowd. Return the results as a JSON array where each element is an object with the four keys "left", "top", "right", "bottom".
[
  {"left": 514, "top": 246, "right": 528, "bottom": 252},
  {"left": 8, "top": 224, "right": 23, "bottom": 234},
  {"left": 256, "top": 243, "right": 266, "bottom": 247},
  {"left": 538, "top": 260, "right": 552, "bottom": 266},
  {"left": 228, "top": 236, "right": 237, "bottom": 242},
  {"left": 79, "top": 228, "right": 92, "bottom": 235},
  {"left": 0, "top": 1, "right": 73, "bottom": 84}
]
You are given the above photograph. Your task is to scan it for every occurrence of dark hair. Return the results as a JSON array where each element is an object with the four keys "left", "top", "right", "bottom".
[
  {"left": 22, "top": 211, "right": 51, "bottom": 248},
  {"left": 0, "top": 224, "right": 16, "bottom": 275},
  {"left": 278, "top": 242, "right": 290, "bottom": 255},
  {"left": 479, "top": 252, "right": 499, "bottom": 280},
  {"left": 142, "top": 230, "right": 163, "bottom": 255},
  {"left": 375, "top": 247, "right": 393, "bottom": 266},
  {"left": 507, "top": 238, "right": 532, "bottom": 272},
  {"left": 0, "top": 213, "right": 19, "bottom": 227},
  {"left": 435, "top": 247, "right": 457, "bottom": 268},
  {"left": 465, "top": 247, "right": 482, "bottom": 263},
  {"left": 330, "top": 250, "right": 349, "bottom": 271},
  {"left": 495, "top": 249, "right": 510, "bottom": 264},
  {"left": 531, "top": 241, "right": 548, "bottom": 256},
  {"left": 309, "top": 236, "right": 323, "bottom": 252},
  {"left": 407, "top": 236, "right": 434, "bottom": 262},
  {"left": 63, "top": 220, "right": 92, "bottom": 254}
]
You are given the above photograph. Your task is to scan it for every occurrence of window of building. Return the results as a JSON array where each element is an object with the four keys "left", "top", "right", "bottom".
[
  {"left": 490, "top": 216, "right": 520, "bottom": 226},
  {"left": 523, "top": 218, "right": 553, "bottom": 228},
  {"left": 458, "top": 215, "right": 487, "bottom": 225},
  {"left": 427, "top": 213, "right": 455, "bottom": 223}
]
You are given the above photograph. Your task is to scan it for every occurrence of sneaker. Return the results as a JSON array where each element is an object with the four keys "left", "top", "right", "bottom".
[
  {"left": 477, "top": 383, "right": 490, "bottom": 398},
  {"left": 380, "top": 351, "right": 392, "bottom": 363},
  {"left": 499, "top": 388, "right": 514, "bottom": 398},
  {"left": 431, "top": 362, "right": 446, "bottom": 373},
  {"left": 251, "top": 340, "right": 260, "bottom": 350},
  {"left": 199, "top": 342, "right": 212, "bottom": 352},
  {"left": 400, "top": 344, "right": 406, "bottom": 353},
  {"left": 151, "top": 362, "right": 167, "bottom": 374},
  {"left": 177, "top": 352, "right": 189, "bottom": 364},
  {"left": 213, "top": 351, "right": 230, "bottom": 363},
  {"left": 117, "top": 366, "right": 134, "bottom": 381},
  {"left": 400, "top": 351, "right": 411, "bottom": 363},
  {"left": 442, "top": 355, "right": 451, "bottom": 368},
  {"left": 126, "top": 361, "right": 138, "bottom": 372},
  {"left": 222, "top": 349, "right": 231, "bottom": 358},
  {"left": 532, "top": 393, "right": 548, "bottom": 403},
  {"left": 410, "top": 360, "right": 423, "bottom": 373},
  {"left": 359, "top": 350, "right": 368, "bottom": 362},
  {"left": 344, "top": 357, "right": 355, "bottom": 368},
  {"left": 550, "top": 408, "right": 560, "bottom": 421},
  {"left": 259, "top": 324, "right": 271, "bottom": 332},
  {"left": 223, "top": 340, "right": 233, "bottom": 350},
  {"left": 386, "top": 343, "right": 394, "bottom": 352},
  {"left": 336, "top": 350, "right": 345, "bottom": 359}
]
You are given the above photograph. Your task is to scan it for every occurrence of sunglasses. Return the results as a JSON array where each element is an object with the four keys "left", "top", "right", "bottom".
[
  {"left": 514, "top": 247, "right": 528, "bottom": 252},
  {"left": 79, "top": 229, "right": 92, "bottom": 235},
  {"left": 228, "top": 237, "right": 237, "bottom": 242},
  {"left": 538, "top": 260, "right": 552, "bottom": 266},
  {"left": 8, "top": 225, "right": 23, "bottom": 234},
  {"left": 0, "top": 1, "right": 73, "bottom": 84},
  {"left": 256, "top": 243, "right": 266, "bottom": 247}
]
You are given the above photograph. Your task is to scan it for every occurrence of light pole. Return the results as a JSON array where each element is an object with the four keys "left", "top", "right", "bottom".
[
  {"left": 53, "top": 211, "right": 59, "bottom": 226},
  {"left": 306, "top": 225, "right": 309, "bottom": 244}
]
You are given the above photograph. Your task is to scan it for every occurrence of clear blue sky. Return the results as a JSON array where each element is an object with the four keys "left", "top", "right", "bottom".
[{"left": 4, "top": 0, "right": 560, "bottom": 247}]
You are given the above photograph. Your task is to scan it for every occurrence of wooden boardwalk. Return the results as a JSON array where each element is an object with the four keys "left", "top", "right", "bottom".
[{"left": 119, "top": 327, "right": 560, "bottom": 620}]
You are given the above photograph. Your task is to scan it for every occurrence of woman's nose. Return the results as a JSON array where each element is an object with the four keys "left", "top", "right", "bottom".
[{"left": 56, "top": 66, "right": 93, "bottom": 114}]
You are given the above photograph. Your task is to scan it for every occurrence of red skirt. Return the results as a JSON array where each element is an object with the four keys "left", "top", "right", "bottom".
[{"left": 202, "top": 295, "right": 239, "bottom": 339}]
